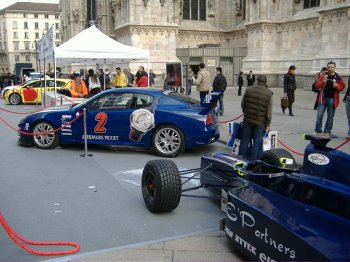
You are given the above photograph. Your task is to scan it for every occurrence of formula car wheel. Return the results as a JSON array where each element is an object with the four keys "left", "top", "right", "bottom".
[
  {"left": 32, "top": 121, "right": 59, "bottom": 149},
  {"left": 260, "top": 148, "right": 296, "bottom": 169},
  {"left": 142, "top": 160, "right": 182, "bottom": 213},
  {"left": 9, "top": 93, "right": 22, "bottom": 105},
  {"left": 152, "top": 125, "right": 185, "bottom": 158}
]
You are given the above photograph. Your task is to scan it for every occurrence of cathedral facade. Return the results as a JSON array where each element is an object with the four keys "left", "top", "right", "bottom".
[{"left": 59, "top": 0, "right": 350, "bottom": 87}]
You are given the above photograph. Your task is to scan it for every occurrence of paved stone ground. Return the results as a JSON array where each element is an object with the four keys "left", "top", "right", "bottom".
[{"left": 45, "top": 86, "right": 349, "bottom": 262}]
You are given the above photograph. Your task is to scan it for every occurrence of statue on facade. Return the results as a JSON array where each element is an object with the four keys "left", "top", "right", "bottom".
[
  {"left": 179, "top": 0, "right": 183, "bottom": 16},
  {"left": 143, "top": 0, "right": 149, "bottom": 7},
  {"left": 160, "top": 0, "right": 165, "bottom": 7},
  {"left": 72, "top": 8, "right": 79, "bottom": 23},
  {"left": 208, "top": 0, "right": 215, "bottom": 17}
]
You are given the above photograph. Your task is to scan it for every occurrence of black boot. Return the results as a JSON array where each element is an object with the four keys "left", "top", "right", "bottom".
[{"left": 288, "top": 106, "right": 294, "bottom": 117}]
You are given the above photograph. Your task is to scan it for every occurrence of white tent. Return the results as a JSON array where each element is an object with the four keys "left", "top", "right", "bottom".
[{"left": 54, "top": 25, "right": 150, "bottom": 64}]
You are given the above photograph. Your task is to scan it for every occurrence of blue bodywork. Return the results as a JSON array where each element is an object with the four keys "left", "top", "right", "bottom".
[
  {"left": 200, "top": 136, "right": 350, "bottom": 261},
  {"left": 18, "top": 89, "right": 219, "bottom": 152}
]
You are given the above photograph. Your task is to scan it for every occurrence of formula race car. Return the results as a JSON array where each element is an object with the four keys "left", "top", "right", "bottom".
[{"left": 141, "top": 134, "right": 350, "bottom": 261}]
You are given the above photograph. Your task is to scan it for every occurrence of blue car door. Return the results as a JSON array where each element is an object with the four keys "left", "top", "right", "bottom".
[{"left": 84, "top": 92, "right": 134, "bottom": 144}]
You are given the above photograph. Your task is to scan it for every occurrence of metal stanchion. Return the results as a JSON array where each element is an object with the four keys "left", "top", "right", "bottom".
[
  {"left": 60, "top": 96, "right": 63, "bottom": 105},
  {"left": 80, "top": 108, "right": 93, "bottom": 158}
]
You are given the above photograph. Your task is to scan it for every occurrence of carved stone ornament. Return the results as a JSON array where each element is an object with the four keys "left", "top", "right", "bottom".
[
  {"left": 143, "top": 0, "right": 149, "bottom": 7},
  {"left": 208, "top": 0, "right": 215, "bottom": 17},
  {"left": 116, "top": 0, "right": 121, "bottom": 9},
  {"left": 72, "top": 8, "right": 79, "bottom": 23},
  {"left": 179, "top": 0, "right": 183, "bottom": 16},
  {"left": 253, "top": 0, "right": 257, "bottom": 3},
  {"left": 294, "top": 0, "right": 301, "bottom": 3},
  {"left": 160, "top": 0, "right": 165, "bottom": 6}
]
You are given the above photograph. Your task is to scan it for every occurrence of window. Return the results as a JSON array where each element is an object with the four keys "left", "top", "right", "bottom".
[
  {"left": 45, "top": 14, "right": 49, "bottom": 19},
  {"left": 34, "top": 14, "right": 38, "bottom": 18},
  {"left": 24, "top": 42, "right": 30, "bottom": 50},
  {"left": 304, "top": 0, "right": 320, "bottom": 9},
  {"left": 183, "top": 0, "right": 206, "bottom": 20},
  {"left": 15, "top": 55, "right": 19, "bottom": 62},
  {"left": 24, "top": 21, "right": 28, "bottom": 29},
  {"left": 35, "top": 32, "right": 39, "bottom": 39},
  {"left": 13, "top": 42, "right": 19, "bottom": 50},
  {"left": 55, "top": 14, "right": 59, "bottom": 19},
  {"left": 0, "top": 43, "right": 2, "bottom": 50},
  {"left": 35, "top": 22, "right": 39, "bottom": 29},
  {"left": 0, "top": 33, "right": 2, "bottom": 40},
  {"left": 55, "top": 23, "right": 59, "bottom": 30},
  {"left": 25, "top": 54, "right": 30, "bottom": 62},
  {"left": 87, "top": 93, "right": 134, "bottom": 111},
  {"left": 13, "top": 21, "right": 18, "bottom": 29},
  {"left": 13, "top": 32, "right": 18, "bottom": 39},
  {"left": 45, "top": 22, "right": 49, "bottom": 30},
  {"left": 23, "top": 13, "right": 27, "bottom": 18},
  {"left": 55, "top": 33, "right": 60, "bottom": 39},
  {"left": 12, "top": 13, "right": 17, "bottom": 18},
  {"left": 24, "top": 32, "right": 29, "bottom": 39}
]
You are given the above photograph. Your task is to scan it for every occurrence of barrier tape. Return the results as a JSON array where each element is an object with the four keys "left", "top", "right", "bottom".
[
  {"left": 0, "top": 212, "right": 80, "bottom": 256},
  {"left": 0, "top": 105, "right": 51, "bottom": 115},
  {"left": 0, "top": 112, "right": 83, "bottom": 136}
]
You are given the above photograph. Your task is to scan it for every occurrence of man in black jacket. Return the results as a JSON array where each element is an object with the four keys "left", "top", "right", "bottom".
[
  {"left": 238, "top": 71, "right": 244, "bottom": 96},
  {"left": 211, "top": 67, "right": 227, "bottom": 116},
  {"left": 239, "top": 75, "right": 273, "bottom": 159}
]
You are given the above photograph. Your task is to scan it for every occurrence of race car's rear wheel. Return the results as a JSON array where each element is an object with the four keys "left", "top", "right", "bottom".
[
  {"left": 142, "top": 160, "right": 182, "bottom": 213},
  {"left": 32, "top": 121, "right": 59, "bottom": 149},
  {"left": 152, "top": 125, "right": 185, "bottom": 158},
  {"left": 260, "top": 148, "right": 296, "bottom": 169},
  {"left": 9, "top": 93, "right": 22, "bottom": 105}
]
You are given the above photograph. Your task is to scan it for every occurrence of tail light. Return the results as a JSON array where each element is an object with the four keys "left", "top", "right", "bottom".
[{"left": 206, "top": 113, "right": 214, "bottom": 126}]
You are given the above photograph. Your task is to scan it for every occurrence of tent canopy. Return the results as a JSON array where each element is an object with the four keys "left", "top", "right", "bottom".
[{"left": 54, "top": 25, "right": 150, "bottom": 65}]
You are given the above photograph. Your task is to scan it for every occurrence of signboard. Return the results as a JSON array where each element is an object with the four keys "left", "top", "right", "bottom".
[
  {"left": 38, "top": 26, "right": 55, "bottom": 61},
  {"left": 207, "top": 59, "right": 216, "bottom": 67}
]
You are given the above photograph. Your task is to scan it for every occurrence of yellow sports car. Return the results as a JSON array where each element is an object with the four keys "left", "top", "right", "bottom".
[{"left": 4, "top": 79, "right": 71, "bottom": 105}]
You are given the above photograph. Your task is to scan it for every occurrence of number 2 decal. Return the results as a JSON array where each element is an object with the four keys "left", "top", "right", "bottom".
[{"left": 94, "top": 112, "right": 107, "bottom": 133}]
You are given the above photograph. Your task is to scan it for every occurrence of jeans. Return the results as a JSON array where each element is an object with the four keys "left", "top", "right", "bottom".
[
  {"left": 315, "top": 97, "right": 335, "bottom": 133},
  {"left": 218, "top": 93, "right": 224, "bottom": 115},
  {"left": 238, "top": 122, "right": 265, "bottom": 160},
  {"left": 346, "top": 96, "right": 350, "bottom": 136}
]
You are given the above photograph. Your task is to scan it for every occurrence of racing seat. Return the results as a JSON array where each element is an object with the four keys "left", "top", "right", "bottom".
[{"left": 126, "top": 97, "right": 138, "bottom": 109}]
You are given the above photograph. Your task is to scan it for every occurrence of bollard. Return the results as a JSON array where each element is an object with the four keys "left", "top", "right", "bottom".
[
  {"left": 60, "top": 96, "right": 63, "bottom": 106},
  {"left": 80, "top": 108, "right": 93, "bottom": 158}
]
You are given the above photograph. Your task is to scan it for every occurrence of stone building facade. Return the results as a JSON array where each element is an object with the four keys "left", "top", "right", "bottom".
[{"left": 60, "top": 0, "right": 350, "bottom": 87}]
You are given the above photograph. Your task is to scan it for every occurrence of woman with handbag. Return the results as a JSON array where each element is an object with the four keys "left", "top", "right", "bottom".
[{"left": 283, "top": 65, "right": 297, "bottom": 116}]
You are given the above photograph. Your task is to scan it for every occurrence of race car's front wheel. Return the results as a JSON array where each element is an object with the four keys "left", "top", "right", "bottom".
[
  {"left": 260, "top": 148, "right": 296, "bottom": 169},
  {"left": 152, "top": 125, "right": 185, "bottom": 158},
  {"left": 9, "top": 93, "right": 22, "bottom": 105},
  {"left": 32, "top": 121, "right": 59, "bottom": 149},
  {"left": 142, "top": 160, "right": 182, "bottom": 213}
]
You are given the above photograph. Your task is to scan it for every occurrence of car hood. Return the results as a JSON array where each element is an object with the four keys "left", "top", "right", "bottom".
[{"left": 41, "top": 105, "right": 74, "bottom": 112}]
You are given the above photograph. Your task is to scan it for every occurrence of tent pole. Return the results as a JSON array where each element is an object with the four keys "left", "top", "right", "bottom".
[
  {"left": 53, "top": 51, "right": 57, "bottom": 101},
  {"left": 147, "top": 58, "right": 150, "bottom": 87},
  {"left": 43, "top": 58, "right": 46, "bottom": 107}
]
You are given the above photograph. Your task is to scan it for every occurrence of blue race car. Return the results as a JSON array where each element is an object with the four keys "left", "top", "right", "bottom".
[
  {"left": 18, "top": 89, "right": 220, "bottom": 157},
  {"left": 141, "top": 135, "right": 350, "bottom": 261}
]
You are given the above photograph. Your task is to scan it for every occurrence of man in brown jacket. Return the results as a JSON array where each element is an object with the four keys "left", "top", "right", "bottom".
[
  {"left": 192, "top": 63, "right": 211, "bottom": 106},
  {"left": 239, "top": 75, "right": 273, "bottom": 159}
]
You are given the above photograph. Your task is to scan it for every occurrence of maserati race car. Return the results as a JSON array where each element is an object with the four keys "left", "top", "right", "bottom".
[
  {"left": 141, "top": 135, "right": 350, "bottom": 261},
  {"left": 4, "top": 78, "right": 71, "bottom": 105},
  {"left": 18, "top": 88, "right": 220, "bottom": 157}
]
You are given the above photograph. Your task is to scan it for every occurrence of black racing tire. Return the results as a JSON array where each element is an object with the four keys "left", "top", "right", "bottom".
[
  {"left": 260, "top": 148, "right": 296, "bottom": 169},
  {"left": 32, "top": 121, "right": 59, "bottom": 149},
  {"left": 152, "top": 124, "right": 186, "bottom": 158},
  {"left": 9, "top": 93, "right": 22, "bottom": 105},
  {"left": 142, "top": 160, "right": 182, "bottom": 213}
]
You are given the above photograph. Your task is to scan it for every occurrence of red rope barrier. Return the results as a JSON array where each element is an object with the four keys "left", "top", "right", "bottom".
[
  {"left": 0, "top": 105, "right": 51, "bottom": 115},
  {"left": 0, "top": 112, "right": 83, "bottom": 136},
  {"left": 277, "top": 138, "right": 304, "bottom": 156},
  {"left": 334, "top": 138, "right": 350, "bottom": 150},
  {"left": 219, "top": 113, "right": 244, "bottom": 124},
  {"left": 0, "top": 212, "right": 80, "bottom": 256}
]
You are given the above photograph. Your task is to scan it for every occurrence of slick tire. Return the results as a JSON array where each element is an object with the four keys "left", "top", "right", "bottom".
[
  {"left": 260, "top": 148, "right": 296, "bottom": 169},
  {"left": 142, "top": 160, "right": 182, "bottom": 213}
]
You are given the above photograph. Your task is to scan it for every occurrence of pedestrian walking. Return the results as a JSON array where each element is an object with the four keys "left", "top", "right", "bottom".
[
  {"left": 211, "top": 67, "right": 227, "bottom": 116},
  {"left": 246, "top": 70, "right": 255, "bottom": 86},
  {"left": 192, "top": 63, "right": 211, "bottom": 107},
  {"left": 238, "top": 71, "right": 244, "bottom": 96},
  {"left": 314, "top": 61, "right": 345, "bottom": 137},
  {"left": 283, "top": 65, "right": 297, "bottom": 116},
  {"left": 239, "top": 75, "right": 273, "bottom": 160}
]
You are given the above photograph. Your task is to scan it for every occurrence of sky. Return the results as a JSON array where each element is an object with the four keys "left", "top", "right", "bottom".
[{"left": 0, "top": 0, "right": 59, "bottom": 11}]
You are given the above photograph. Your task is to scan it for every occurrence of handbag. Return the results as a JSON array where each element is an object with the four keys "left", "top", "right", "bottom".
[{"left": 281, "top": 96, "right": 288, "bottom": 109}]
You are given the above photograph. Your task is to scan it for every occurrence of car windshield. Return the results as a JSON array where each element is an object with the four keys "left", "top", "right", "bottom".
[{"left": 163, "top": 90, "right": 199, "bottom": 104}]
